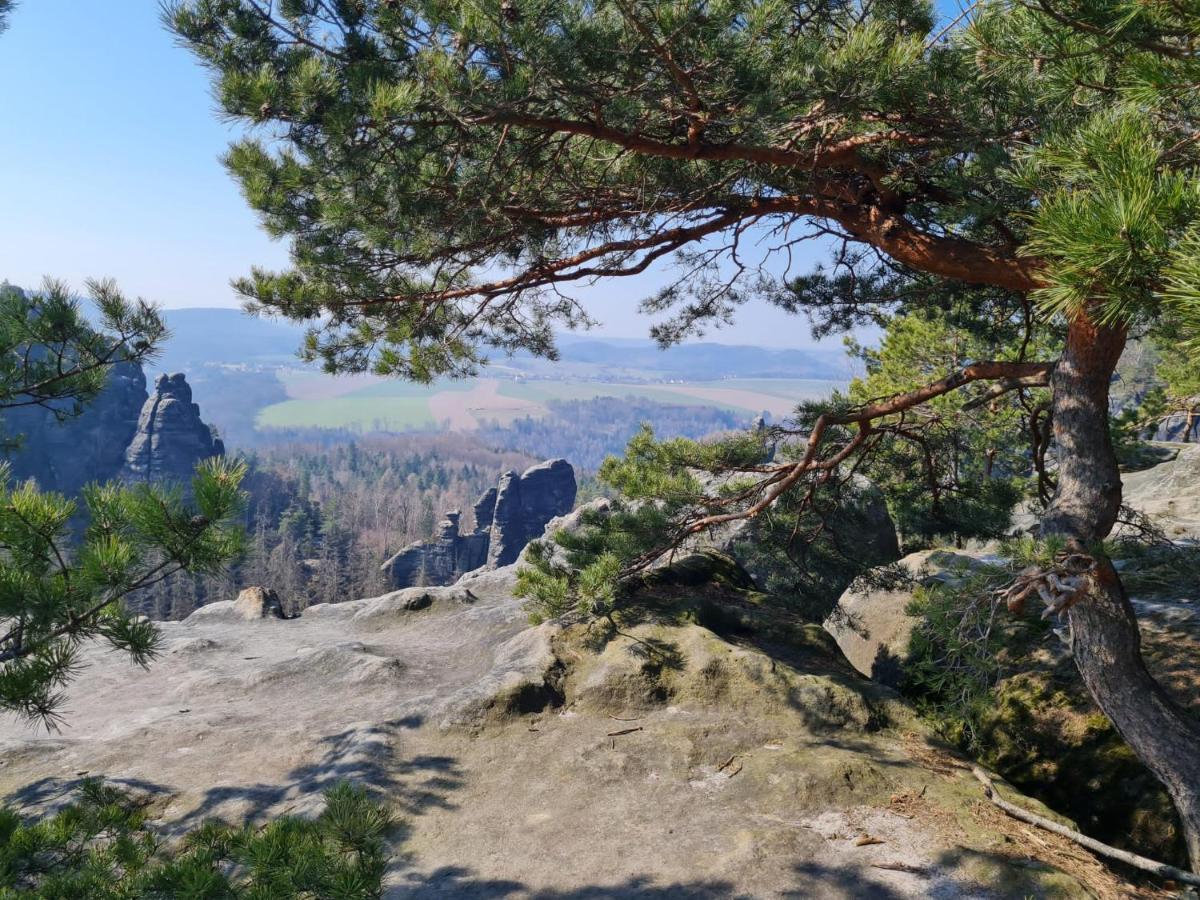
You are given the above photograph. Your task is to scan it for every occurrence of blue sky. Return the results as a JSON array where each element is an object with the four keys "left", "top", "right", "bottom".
[{"left": 0, "top": 2, "right": 962, "bottom": 349}]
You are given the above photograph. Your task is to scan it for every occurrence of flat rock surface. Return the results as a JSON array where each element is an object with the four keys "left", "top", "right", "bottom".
[
  {"left": 0, "top": 559, "right": 1126, "bottom": 897},
  {"left": 1122, "top": 444, "right": 1200, "bottom": 540}
]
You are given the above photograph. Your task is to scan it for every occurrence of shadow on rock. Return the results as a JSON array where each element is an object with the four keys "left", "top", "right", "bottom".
[{"left": 388, "top": 869, "right": 744, "bottom": 899}]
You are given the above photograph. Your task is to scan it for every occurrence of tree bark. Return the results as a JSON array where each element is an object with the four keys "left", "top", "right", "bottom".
[{"left": 1043, "top": 312, "right": 1200, "bottom": 872}]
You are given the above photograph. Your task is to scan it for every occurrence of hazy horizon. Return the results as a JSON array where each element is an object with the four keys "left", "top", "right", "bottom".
[{"left": 0, "top": 1, "right": 859, "bottom": 352}]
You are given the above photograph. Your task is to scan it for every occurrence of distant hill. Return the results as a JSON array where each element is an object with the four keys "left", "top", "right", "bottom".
[
  {"left": 152, "top": 307, "right": 848, "bottom": 381},
  {"left": 154, "top": 308, "right": 308, "bottom": 373}
]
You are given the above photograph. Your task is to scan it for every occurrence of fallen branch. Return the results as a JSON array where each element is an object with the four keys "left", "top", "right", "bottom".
[
  {"left": 871, "top": 861, "right": 928, "bottom": 874},
  {"left": 971, "top": 766, "right": 1200, "bottom": 887},
  {"left": 606, "top": 726, "right": 643, "bottom": 737}
]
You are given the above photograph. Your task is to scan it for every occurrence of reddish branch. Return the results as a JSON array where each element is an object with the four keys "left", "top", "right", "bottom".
[
  {"left": 684, "top": 360, "right": 1054, "bottom": 534},
  {"left": 411, "top": 109, "right": 1044, "bottom": 302}
]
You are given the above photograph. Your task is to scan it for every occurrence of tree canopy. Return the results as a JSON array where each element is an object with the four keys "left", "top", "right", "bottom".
[
  {"left": 168, "top": 0, "right": 1200, "bottom": 378},
  {"left": 0, "top": 281, "right": 166, "bottom": 432}
]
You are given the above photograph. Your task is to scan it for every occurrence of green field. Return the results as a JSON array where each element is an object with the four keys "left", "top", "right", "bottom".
[
  {"left": 255, "top": 374, "right": 846, "bottom": 433},
  {"left": 257, "top": 396, "right": 437, "bottom": 430}
]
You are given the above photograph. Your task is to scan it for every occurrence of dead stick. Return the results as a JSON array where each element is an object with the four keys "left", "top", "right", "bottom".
[
  {"left": 607, "top": 714, "right": 642, "bottom": 722},
  {"left": 871, "top": 862, "right": 928, "bottom": 874},
  {"left": 971, "top": 766, "right": 1200, "bottom": 887},
  {"left": 607, "top": 726, "right": 643, "bottom": 737},
  {"left": 717, "top": 755, "right": 736, "bottom": 772}
]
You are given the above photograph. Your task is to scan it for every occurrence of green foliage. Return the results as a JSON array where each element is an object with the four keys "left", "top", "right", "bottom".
[
  {"left": 903, "top": 572, "right": 1005, "bottom": 747},
  {"left": 515, "top": 424, "right": 768, "bottom": 621},
  {"left": 517, "top": 535, "right": 623, "bottom": 623},
  {"left": 970, "top": 2, "right": 1200, "bottom": 338},
  {"left": 0, "top": 280, "right": 248, "bottom": 727},
  {"left": 166, "top": 0, "right": 1036, "bottom": 377},
  {"left": 901, "top": 538, "right": 1068, "bottom": 747},
  {"left": 901, "top": 535, "right": 1107, "bottom": 746},
  {"left": 721, "top": 476, "right": 900, "bottom": 620},
  {"left": 518, "top": 420, "right": 899, "bottom": 621},
  {"left": 0, "top": 458, "right": 247, "bottom": 727},
  {"left": 845, "top": 298, "right": 1051, "bottom": 546},
  {"left": 0, "top": 780, "right": 392, "bottom": 898},
  {"left": 0, "top": 281, "right": 166, "bottom": 442},
  {"left": 1016, "top": 110, "right": 1200, "bottom": 327}
]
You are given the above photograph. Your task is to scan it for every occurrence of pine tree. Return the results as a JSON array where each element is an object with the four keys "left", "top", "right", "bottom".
[
  {"left": 0, "top": 779, "right": 391, "bottom": 897},
  {"left": 168, "top": 0, "right": 1200, "bottom": 867},
  {"left": 0, "top": 280, "right": 245, "bottom": 726}
]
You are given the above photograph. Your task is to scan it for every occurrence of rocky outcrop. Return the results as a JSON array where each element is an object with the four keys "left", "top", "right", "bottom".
[
  {"left": 381, "top": 458, "right": 576, "bottom": 588},
  {"left": 378, "top": 511, "right": 490, "bottom": 587},
  {"left": 1121, "top": 442, "right": 1200, "bottom": 539},
  {"left": 824, "top": 549, "right": 989, "bottom": 687},
  {"left": 0, "top": 546, "right": 1113, "bottom": 896},
  {"left": 233, "top": 586, "right": 288, "bottom": 621},
  {"left": 2, "top": 366, "right": 221, "bottom": 497},
  {"left": 486, "top": 458, "right": 577, "bottom": 568},
  {"left": 3, "top": 361, "right": 147, "bottom": 496},
  {"left": 120, "top": 373, "right": 224, "bottom": 487},
  {"left": 1153, "top": 409, "right": 1200, "bottom": 442},
  {"left": 825, "top": 529, "right": 1200, "bottom": 864}
]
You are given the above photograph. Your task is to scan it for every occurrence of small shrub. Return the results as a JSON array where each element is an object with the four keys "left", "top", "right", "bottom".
[{"left": 0, "top": 780, "right": 392, "bottom": 898}]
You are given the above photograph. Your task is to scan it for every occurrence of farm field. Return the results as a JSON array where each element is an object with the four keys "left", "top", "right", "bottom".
[{"left": 256, "top": 374, "right": 846, "bottom": 433}]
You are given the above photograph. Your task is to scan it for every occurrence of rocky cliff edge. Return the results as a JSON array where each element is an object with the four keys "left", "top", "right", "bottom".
[{"left": 0, "top": 507, "right": 1130, "bottom": 897}]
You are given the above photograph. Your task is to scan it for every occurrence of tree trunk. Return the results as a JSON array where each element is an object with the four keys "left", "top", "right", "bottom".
[{"left": 1043, "top": 312, "right": 1200, "bottom": 872}]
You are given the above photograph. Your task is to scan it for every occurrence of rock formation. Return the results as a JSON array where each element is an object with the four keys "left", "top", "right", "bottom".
[
  {"left": 822, "top": 447, "right": 1200, "bottom": 868},
  {"left": 1121, "top": 443, "right": 1200, "bottom": 539},
  {"left": 0, "top": 541, "right": 1115, "bottom": 896},
  {"left": 233, "top": 586, "right": 289, "bottom": 620},
  {"left": 1153, "top": 409, "right": 1200, "bottom": 442},
  {"left": 2, "top": 361, "right": 148, "bottom": 496},
  {"left": 381, "top": 458, "right": 576, "bottom": 588},
  {"left": 4, "top": 363, "right": 221, "bottom": 496},
  {"left": 377, "top": 511, "right": 491, "bottom": 587},
  {"left": 823, "top": 549, "right": 988, "bottom": 688},
  {"left": 486, "top": 458, "right": 577, "bottom": 568},
  {"left": 120, "top": 373, "right": 224, "bottom": 487}
]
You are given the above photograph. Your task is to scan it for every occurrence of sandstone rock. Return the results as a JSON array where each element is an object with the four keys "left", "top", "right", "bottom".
[
  {"left": 823, "top": 549, "right": 989, "bottom": 687},
  {"left": 3, "top": 361, "right": 147, "bottom": 495},
  {"left": 381, "top": 458, "right": 577, "bottom": 588},
  {"left": 472, "top": 486, "right": 497, "bottom": 531},
  {"left": 824, "top": 539, "right": 1200, "bottom": 864},
  {"left": 120, "top": 373, "right": 223, "bottom": 488},
  {"left": 1121, "top": 442, "right": 1200, "bottom": 539},
  {"left": 486, "top": 458, "right": 577, "bottom": 568},
  {"left": 379, "top": 511, "right": 490, "bottom": 588},
  {"left": 1153, "top": 409, "right": 1200, "bottom": 442},
  {"left": 0, "top": 542, "right": 1113, "bottom": 896},
  {"left": 232, "top": 586, "right": 288, "bottom": 621}
]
